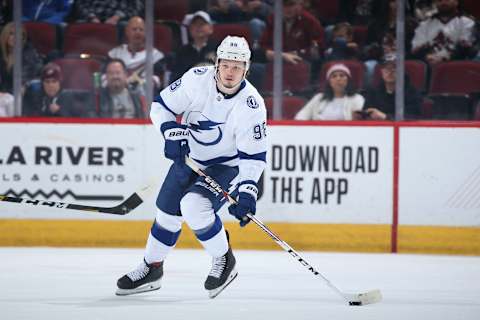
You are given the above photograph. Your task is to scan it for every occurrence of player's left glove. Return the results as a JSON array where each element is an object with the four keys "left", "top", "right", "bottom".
[
  {"left": 161, "top": 121, "right": 190, "bottom": 163},
  {"left": 228, "top": 181, "right": 258, "bottom": 227}
]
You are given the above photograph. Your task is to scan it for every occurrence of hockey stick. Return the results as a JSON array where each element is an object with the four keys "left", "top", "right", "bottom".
[
  {"left": 185, "top": 157, "right": 382, "bottom": 306},
  {"left": 0, "top": 185, "right": 150, "bottom": 215}
]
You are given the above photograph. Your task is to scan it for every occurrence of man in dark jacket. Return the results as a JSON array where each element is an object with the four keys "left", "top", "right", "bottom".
[{"left": 98, "top": 58, "right": 146, "bottom": 118}]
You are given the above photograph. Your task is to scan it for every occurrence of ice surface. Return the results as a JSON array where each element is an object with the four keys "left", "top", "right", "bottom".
[{"left": 1, "top": 248, "right": 479, "bottom": 320}]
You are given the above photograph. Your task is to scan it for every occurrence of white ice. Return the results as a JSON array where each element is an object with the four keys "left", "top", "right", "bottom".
[{"left": 1, "top": 248, "right": 479, "bottom": 320}]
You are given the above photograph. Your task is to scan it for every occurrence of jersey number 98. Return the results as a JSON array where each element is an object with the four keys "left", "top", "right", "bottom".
[{"left": 253, "top": 121, "right": 267, "bottom": 140}]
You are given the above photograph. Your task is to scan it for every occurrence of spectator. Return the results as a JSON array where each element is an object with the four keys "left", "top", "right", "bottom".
[
  {"left": 362, "top": 55, "right": 422, "bottom": 120},
  {"left": 324, "top": 22, "right": 360, "bottom": 61},
  {"left": 208, "top": 0, "right": 247, "bottom": 23},
  {"left": 0, "top": 90, "right": 14, "bottom": 117},
  {"left": 108, "top": 16, "right": 165, "bottom": 95},
  {"left": 68, "top": 0, "right": 144, "bottom": 24},
  {"left": 23, "top": 62, "right": 79, "bottom": 117},
  {"left": 338, "top": 0, "right": 375, "bottom": 26},
  {"left": 22, "top": 0, "right": 73, "bottom": 24},
  {"left": 172, "top": 11, "right": 217, "bottom": 81},
  {"left": 294, "top": 63, "right": 364, "bottom": 120},
  {"left": 97, "top": 58, "right": 146, "bottom": 119},
  {"left": 0, "top": 22, "right": 43, "bottom": 94},
  {"left": 411, "top": 0, "right": 476, "bottom": 65},
  {"left": 240, "top": 0, "right": 272, "bottom": 41},
  {"left": 364, "top": 0, "right": 417, "bottom": 61},
  {"left": 260, "top": 0, "right": 324, "bottom": 65}
]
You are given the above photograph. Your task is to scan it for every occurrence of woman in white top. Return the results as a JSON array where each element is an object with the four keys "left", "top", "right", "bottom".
[{"left": 294, "top": 63, "right": 365, "bottom": 120}]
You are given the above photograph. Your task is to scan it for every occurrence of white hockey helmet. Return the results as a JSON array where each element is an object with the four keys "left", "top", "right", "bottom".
[{"left": 215, "top": 35, "right": 251, "bottom": 72}]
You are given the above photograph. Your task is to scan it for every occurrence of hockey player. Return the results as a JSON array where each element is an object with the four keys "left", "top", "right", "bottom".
[{"left": 116, "top": 36, "right": 267, "bottom": 299}]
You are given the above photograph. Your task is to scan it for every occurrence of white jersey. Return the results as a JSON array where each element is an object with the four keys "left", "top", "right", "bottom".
[{"left": 150, "top": 66, "right": 267, "bottom": 184}]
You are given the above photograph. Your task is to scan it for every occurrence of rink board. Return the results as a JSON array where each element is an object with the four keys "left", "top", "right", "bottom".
[{"left": 0, "top": 120, "right": 479, "bottom": 254}]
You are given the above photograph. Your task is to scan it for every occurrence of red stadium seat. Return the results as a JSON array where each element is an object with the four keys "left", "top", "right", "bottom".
[
  {"left": 318, "top": 60, "right": 366, "bottom": 91},
  {"left": 264, "top": 95, "right": 307, "bottom": 119},
  {"left": 53, "top": 58, "right": 102, "bottom": 90},
  {"left": 212, "top": 23, "right": 252, "bottom": 45},
  {"left": 428, "top": 61, "right": 480, "bottom": 119},
  {"left": 310, "top": 0, "right": 339, "bottom": 25},
  {"left": 372, "top": 60, "right": 428, "bottom": 92},
  {"left": 462, "top": 0, "right": 480, "bottom": 19},
  {"left": 155, "top": 0, "right": 189, "bottom": 22},
  {"left": 24, "top": 22, "right": 57, "bottom": 57},
  {"left": 263, "top": 61, "right": 311, "bottom": 94},
  {"left": 353, "top": 25, "right": 368, "bottom": 47},
  {"left": 154, "top": 23, "right": 174, "bottom": 55},
  {"left": 63, "top": 23, "right": 118, "bottom": 57}
]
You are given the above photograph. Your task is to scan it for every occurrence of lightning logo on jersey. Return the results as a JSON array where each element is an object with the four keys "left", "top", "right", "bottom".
[{"left": 186, "top": 112, "right": 224, "bottom": 146}]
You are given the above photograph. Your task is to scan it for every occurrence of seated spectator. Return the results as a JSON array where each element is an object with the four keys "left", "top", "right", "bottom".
[
  {"left": 108, "top": 16, "right": 165, "bottom": 95},
  {"left": 240, "top": 0, "right": 272, "bottom": 41},
  {"left": 338, "top": 0, "right": 375, "bottom": 25},
  {"left": 22, "top": 0, "right": 73, "bottom": 24},
  {"left": 208, "top": 0, "right": 247, "bottom": 23},
  {"left": 294, "top": 63, "right": 364, "bottom": 120},
  {"left": 23, "top": 62, "right": 80, "bottom": 117},
  {"left": 362, "top": 55, "right": 422, "bottom": 120},
  {"left": 411, "top": 0, "right": 476, "bottom": 65},
  {"left": 171, "top": 11, "right": 217, "bottom": 81},
  {"left": 0, "top": 22, "right": 43, "bottom": 94},
  {"left": 324, "top": 22, "right": 360, "bottom": 61},
  {"left": 260, "top": 0, "right": 323, "bottom": 65},
  {"left": 67, "top": 0, "right": 144, "bottom": 24},
  {"left": 97, "top": 58, "right": 146, "bottom": 119},
  {"left": 0, "top": 90, "right": 14, "bottom": 117}
]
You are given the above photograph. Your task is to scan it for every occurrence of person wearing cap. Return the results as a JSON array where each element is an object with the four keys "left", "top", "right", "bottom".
[
  {"left": 295, "top": 63, "right": 364, "bottom": 120},
  {"left": 363, "top": 55, "right": 422, "bottom": 120},
  {"left": 23, "top": 62, "right": 75, "bottom": 117},
  {"left": 108, "top": 16, "right": 165, "bottom": 95},
  {"left": 171, "top": 11, "right": 217, "bottom": 81}
]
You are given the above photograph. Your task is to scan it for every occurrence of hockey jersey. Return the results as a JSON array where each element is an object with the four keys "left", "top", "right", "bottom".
[{"left": 150, "top": 66, "right": 267, "bottom": 184}]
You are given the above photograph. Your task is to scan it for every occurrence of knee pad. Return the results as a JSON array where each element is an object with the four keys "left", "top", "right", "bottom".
[{"left": 180, "top": 192, "right": 215, "bottom": 231}]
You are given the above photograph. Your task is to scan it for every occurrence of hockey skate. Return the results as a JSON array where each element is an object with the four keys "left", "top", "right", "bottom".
[
  {"left": 116, "top": 260, "right": 163, "bottom": 296},
  {"left": 204, "top": 245, "right": 238, "bottom": 299}
]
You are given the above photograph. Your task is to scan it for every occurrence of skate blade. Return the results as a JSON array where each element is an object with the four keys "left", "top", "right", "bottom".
[
  {"left": 115, "top": 280, "right": 161, "bottom": 296},
  {"left": 208, "top": 269, "right": 238, "bottom": 299}
]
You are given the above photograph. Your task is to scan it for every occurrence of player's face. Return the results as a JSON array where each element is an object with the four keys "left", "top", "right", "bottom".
[{"left": 217, "top": 60, "right": 246, "bottom": 88}]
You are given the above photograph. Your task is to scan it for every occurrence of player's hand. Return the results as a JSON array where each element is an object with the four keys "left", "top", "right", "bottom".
[
  {"left": 161, "top": 121, "right": 190, "bottom": 163},
  {"left": 228, "top": 181, "right": 258, "bottom": 227}
]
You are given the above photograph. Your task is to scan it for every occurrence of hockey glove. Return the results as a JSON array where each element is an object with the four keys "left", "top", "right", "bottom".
[
  {"left": 161, "top": 121, "right": 190, "bottom": 163},
  {"left": 228, "top": 181, "right": 258, "bottom": 227}
]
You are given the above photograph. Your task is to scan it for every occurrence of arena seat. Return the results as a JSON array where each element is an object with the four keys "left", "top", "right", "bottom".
[
  {"left": 24, "top": 22, "right": 58, "bottom": 57},
  {"left": 462, "top": 0, "right": 480, "bottom": 19},
  {"left": 428, "top": 61, "right": 480, "bottom": 119},
  {"left": 154, "top": 23, "right": 174, "bottom": 55},
  {"left": 310, "top": 0, "right": 339, "bottom": 25},
  {"left": 53, "top": 58, "right": 102, "bottom": 91},
  {"left": 263, "top": 61, "right": 311, "bottom": 95},
  {"left": 264, "top": 95, "right": 307, "bottom": 119},
  {"left": 63, "top": 23, "right": 118, "bottom": 58},
  {"left": 154, "top": 0, "right": 189, "bottom": 23},
  {"left": 212, "top": 23, "right": 252, "bottom": 45}
]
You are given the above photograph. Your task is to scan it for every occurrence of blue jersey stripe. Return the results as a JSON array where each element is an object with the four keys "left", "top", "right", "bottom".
[
  {"left": 154, "top": 94, "right": 177, "bottom": 117},
  {"left": 192, "top": 155, "right": 239, "bottom": 166},
  {"left": 238, "top": 151, "right": 267, "bottom": 162}
]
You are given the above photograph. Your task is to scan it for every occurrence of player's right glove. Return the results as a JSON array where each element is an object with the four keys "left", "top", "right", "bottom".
[
  {"left": 228, "top": 181, "right": 258, "bottom": 227},
  {"left": 161, "top": 121, "right": 190, "bottom": 163}
]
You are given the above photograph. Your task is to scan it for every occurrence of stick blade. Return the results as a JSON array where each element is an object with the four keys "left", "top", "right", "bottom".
[{"left": 346, "top": 289, "right": 382, "bottom": 306}]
